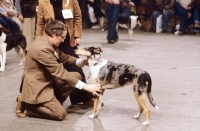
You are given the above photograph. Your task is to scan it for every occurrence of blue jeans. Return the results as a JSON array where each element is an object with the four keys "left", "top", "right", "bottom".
[
  {"left": 152, "top": 10, "right": 171, "bottom": 31},
  {"left": 174, "top": 2, "right": 192, "bottom": 31},
  {"left": 106, "top": 4, "right": 120, "bottom": 40},
  {"left": 0, "top": 17, "right": 21, "bottom": 34},
  {"left": 193, "top": 8, "right": 200, "bottom": 23}
]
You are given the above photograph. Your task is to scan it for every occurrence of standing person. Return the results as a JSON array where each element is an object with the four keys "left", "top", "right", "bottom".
[
  {"left": 0, "top": 0, "right": 22, "bottom": 30},
  {"left": 36, "top": 0, "right": 94, "bottom": 105},
  {"left": 152, "top": 0, "right": 174, "bottom": 32},
  {"left": 15, "top": 0, "right": 38, "bottom": 50},
  {"left": 103, "top": 0, "right": 134, "bottom": 44},
  {"left": 15, "top": 20, "right": 102, "bottom": 120}
]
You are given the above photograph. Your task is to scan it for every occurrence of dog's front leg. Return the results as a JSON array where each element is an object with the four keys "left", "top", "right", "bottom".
[
  {"left": 128, "top": 29, "right": 133, "bottom": 39},
  {"left": 89, "top": 89, "right": 105, "bottom": 119},
  {"left": 0, "top": 52, "right": 6, "bottom": 71},
  {"left": 0, "top": 53, "right": 3, "bottom": 71},
  {"left": 89, "top": 96, "right": 100, "bottom": 119}
]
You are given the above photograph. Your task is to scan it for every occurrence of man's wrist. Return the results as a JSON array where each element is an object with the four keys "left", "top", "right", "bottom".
[{"left": 75, "top": 80, "right": 86, "bottom": 90}]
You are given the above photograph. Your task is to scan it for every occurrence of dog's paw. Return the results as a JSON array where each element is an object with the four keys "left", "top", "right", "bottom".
[
  {"left": 88, "top": 114, "right": 97, "bottom": 119},
  {"left": 0, "top": 68, "right": 4, "bottom": 72},
  {"left": 142, "top": 121, "right": 149, "bottom": 126},
  {"left": 133, "top": 113, "right": 141, "bottom": 119},
  {"left": 19, "top": 62, "right": 23, "bottom": 66}
]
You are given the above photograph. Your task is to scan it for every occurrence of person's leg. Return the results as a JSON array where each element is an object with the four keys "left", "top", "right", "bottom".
[
  {"left": 25, "top": 96, "right": 67, "bottom": 120},
  {"left": 179, "top": 12, "right": 188, "bottom": 32},
  {"left": 193, "top": 8, "right": 200, "bottom": 24},
  {"left": 193, "top": 8, "right": 200, "bottom": 35},
  {"left": 2, "top": 17, "right": 21, "bottom": 34},
  {"left": 152, "top": 11, "right": 160, "bottom": 31},
  {"left": 174, "top": 2, "right": 187, "bottom": 15},
  {"left": 22, "top": 17, "right": 36, "bottom": 50},
  {"left": 0, "top": 18, "right": 11, "bottom": 34},
  {"left": 162, "top": 10, "right": 171, "bottom": 31},
  {"left": 58, "top": 35, "right": 93, "bottom": 104},
  {"left": 106, "top": 4, "right": 120, "bottom": 42}
]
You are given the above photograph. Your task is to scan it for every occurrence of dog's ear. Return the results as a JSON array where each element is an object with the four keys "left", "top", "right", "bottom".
[{"left": 94, "top": 47, "right": 102, "bottom": 54}]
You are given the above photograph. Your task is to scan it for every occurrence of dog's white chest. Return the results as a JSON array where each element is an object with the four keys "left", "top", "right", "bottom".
[
  {"left": 89, "top": 59, "right": 108, "bottom": 80},
  {"left": 0, "top": 43, "right": 7, "bottom": 53}
]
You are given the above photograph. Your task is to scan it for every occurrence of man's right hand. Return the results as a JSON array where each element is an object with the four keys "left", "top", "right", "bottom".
[
  {"left": 18, "top": 15, "right": 24, "bottom": 22},
  {"left": 82, "top": 84, "right": 102, "bottom": 97}
]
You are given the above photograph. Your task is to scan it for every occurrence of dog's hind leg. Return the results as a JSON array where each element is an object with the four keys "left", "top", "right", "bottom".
[
  {"left": 135, "top": 93, "right": 150, "bottom": 126},
  {"left": 14, "top": 46, "right": 23, "bottom": 65},
  {"left": 133, "top": 91, "right": 144, "bottom": 119}
]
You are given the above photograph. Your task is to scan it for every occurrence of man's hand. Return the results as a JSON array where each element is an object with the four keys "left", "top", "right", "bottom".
[
  {"left": 82, "top": 59, "right": 89, "bottom": 66},
  {"left": 129, "top": 2, "right": 135, "bottom": 7},
  {"left": 82, "top": 84, "right": 102, "bottom": 97},
  {"left": 74, "top": 38, "right": 81, "bottom": 46},
  {"left": 1, "top": 12, "right": 7, "bottom": 17},
  {"left": 18, "top": 15, "right": 24, "bottom": 22},
  {"left": 182, "top": 5, "right": 189, "bottom": 10},
  {"left": 163, "top": 8, "right": 166, "bottom": 13}
]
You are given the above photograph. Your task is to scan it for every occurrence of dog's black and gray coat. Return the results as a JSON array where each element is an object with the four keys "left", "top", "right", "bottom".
[{"left": 75, "top": 46, "right": 159, "bottom": 126}]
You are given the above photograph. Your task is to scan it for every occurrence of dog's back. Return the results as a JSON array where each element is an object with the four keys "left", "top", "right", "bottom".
[
  {"left": 98, "top": 61, "right": 156, "bottom": 107},
  {"left": 5, "top": 34, "right": 27, "bottom": 53}
]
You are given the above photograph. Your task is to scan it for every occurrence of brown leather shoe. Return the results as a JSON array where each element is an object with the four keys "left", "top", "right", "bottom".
[
  {"left": 16, "top": 95, "right": 27, "bottom": 118},
  {"left": 179, "top": 31, "right": 184, "bottom": 35},
  {"left": 108, "top": 40, "right": 115, "bottom": 44},
  {"left": 83, "top": 98, "right": 94, "bottom": 106},
  {"left": 114, "top": 39, "right": 118, "bottom": 42}
]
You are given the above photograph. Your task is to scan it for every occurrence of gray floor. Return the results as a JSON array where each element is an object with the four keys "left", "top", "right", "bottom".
[{"left": 0, "top": 28, "right": 200, "bottom": 131}]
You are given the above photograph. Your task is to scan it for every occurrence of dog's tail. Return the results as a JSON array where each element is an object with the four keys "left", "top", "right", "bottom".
[{"left": 145, "top": 73, "right": 159, "bottom": 110}]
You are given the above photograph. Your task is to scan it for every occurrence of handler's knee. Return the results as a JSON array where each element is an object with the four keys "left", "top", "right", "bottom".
[{"left": 56, "top": 108, "right": 67, "bottom": 120}]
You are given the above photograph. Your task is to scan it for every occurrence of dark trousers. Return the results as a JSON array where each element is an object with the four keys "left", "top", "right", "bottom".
[
  {"left": 174, "top": 2, "right": 193, "bottom": 31},
  {"left": 58, "top": 35, "right": 93, "bottom": 104},
  {"left": 0, "top": 17, "right": 21, "bottom": 34}
]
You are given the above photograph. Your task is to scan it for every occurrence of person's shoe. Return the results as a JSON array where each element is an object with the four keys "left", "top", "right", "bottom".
[
  {"left": 195, "top": 32, "right": 200, "bottom": 36},
  {"left": 179, "top": 31, "right": 184, "bottom": 35},
  {"left": 83, "top": 98, "right": 94, "bottom": 106},
  {"left": 162, "top": 30, "right": 167, "bottom": 33},
  {"left": 16, "top": 95, "right": 26, "bottom": 118},
  {"left": 108, "top": 39, "right": 115, "bottom": 44},
  {"left": 114, "top": 39, "right": 118, "bottom": 42}
]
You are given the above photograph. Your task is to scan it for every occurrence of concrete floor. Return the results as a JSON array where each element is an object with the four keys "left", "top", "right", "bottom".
[{"left": 0, "top": 28, "right": 200, "bottom": 131}]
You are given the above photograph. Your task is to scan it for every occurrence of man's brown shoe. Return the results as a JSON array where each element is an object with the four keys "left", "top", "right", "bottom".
[
  {"left": 16, "top": 95, "right": 26, "bottom": 118},
  {"left": 179, "top": 31, "right": 184, "bottom": 35},
  {"left": 108, "top": 40, "right": 115, "bottom": 44}
]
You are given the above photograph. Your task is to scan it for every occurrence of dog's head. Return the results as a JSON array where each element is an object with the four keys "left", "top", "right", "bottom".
[{"left": 75, "top": 46, "right": 103, "bottom": 57}]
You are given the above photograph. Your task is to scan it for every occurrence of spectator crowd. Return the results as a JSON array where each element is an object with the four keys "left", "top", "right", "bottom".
[{"left": 0, "top": 0, "right": 200, "bottom": 43}]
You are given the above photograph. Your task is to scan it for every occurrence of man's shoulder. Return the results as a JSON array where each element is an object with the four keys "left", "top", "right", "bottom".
[{"left": 32, "top": 36, "right": 50, "bottom": 49}]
